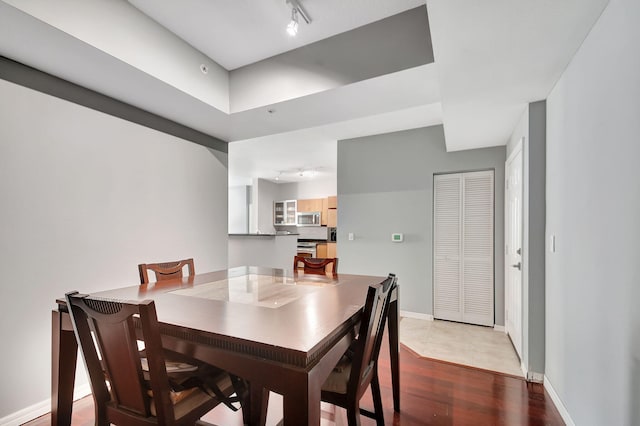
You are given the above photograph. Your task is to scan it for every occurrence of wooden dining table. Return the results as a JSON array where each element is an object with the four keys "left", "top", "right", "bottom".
[{"left": 51, "top": 266, "right": 400, "bottom": 426}]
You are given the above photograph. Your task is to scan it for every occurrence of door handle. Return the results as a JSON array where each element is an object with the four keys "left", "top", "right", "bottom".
[{"left": 511, "top": 262, "right": 521, "bottom": 270}]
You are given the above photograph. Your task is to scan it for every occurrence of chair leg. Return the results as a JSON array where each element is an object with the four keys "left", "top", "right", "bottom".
[
  {"left": 371, "top": 371, "right": 385, "bottom": 426},
  {"left": 347, "top": 400, "right": 361, "bottom": 426},
  {"left": 230, "top": 375, "right": 249, "bottom": 422}
]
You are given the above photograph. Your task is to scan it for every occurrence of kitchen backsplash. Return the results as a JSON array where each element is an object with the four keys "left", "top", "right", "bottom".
[{"left": 276, "top": 225, "right": 328, "bottom": 240}]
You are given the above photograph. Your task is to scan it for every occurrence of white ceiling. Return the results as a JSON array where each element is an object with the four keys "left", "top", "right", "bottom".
[
  {"left": 0, "top": 0, "right": 609, "bottom": 185},
  {"left": 427, "top": 0, "right": 609, "bottom": 151},
  {"left": 129, "top": 0, "right": 426, "bottom": 71}
]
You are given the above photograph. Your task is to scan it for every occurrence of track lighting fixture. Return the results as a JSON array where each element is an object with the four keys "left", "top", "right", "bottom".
[
  {"left": 286, "top": 0, "right": 311, "bottom": 36},
  {"left": 287, "top": 8, "right": 299, "bottom": 36}
]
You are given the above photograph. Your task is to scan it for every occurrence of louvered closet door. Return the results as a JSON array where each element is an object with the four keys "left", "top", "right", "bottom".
[
  {"left": 461, "top": 171, "right": 494, "bottom": 326},
  {"left": 434, "top": 171, "right": 494, "bottom": 326},
  {"left": 433, "top": 174, "right": 462, "bottom": 322}
]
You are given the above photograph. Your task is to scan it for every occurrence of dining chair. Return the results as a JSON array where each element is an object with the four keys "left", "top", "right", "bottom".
[
  {"left": 293, "top": 256, "right": 339, "bottom": 275},
  {"left": 138, "top": 258, "right": 194, "bottom": 284},
  {"left": 320, "top": 273, "right": 397, "bottom": 425},
  {"left": 65, "top": 291, "right": 243, "bottom": 425}
]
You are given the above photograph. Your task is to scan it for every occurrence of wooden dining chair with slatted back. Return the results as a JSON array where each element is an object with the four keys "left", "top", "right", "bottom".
[
  {"left": 321, "top": 273, "right": 397, "bottom": 426},
  {"left": 293, "top": 256, "right": 339, "bottom": 275},
  {"left": 138, "top": 258, "right": 194, "bottom": 284},
  {"left": 65, "top": 291, "right": 242, "bottom": 426}
]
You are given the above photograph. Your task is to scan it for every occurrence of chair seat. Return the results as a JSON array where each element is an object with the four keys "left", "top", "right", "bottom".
[
  {"left": 141, "top": 358, "right": 198, "bottom": 373},
  {"left": 148, "top": 371, "right": 233, "bottom": 418},
  {"left": 322, "top": 354, "right": 353, "bottom": 394},
  {"left": 142, "top": 357, "right": 238, "bottom": 416}
]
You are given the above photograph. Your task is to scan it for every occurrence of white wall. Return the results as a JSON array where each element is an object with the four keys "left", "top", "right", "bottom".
[
  {"left": 228, "top": 235, "right": 297, "bottom": 271},
  {"left": 0, "top": 79, "right": 229, "bottom": 420},
  {"left": 277, "top": 178, "right": 337, "bottom": 201},
  {"left": 254, "top": 178, "right": 278, "bottom": 234},
  {"left": 545, "top": 0, "right": 640, "bottom": 424},
  {"left": 228, "top": 185, "right": 249, "bottom": 233}
]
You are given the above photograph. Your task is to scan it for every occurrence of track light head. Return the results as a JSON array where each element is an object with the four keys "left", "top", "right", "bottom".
[
  {"left": 287, "top": 8, "right": 299, "bottom": 36},
  {"left": 285, "top": 0, "right": 310, "bottom": 36}
]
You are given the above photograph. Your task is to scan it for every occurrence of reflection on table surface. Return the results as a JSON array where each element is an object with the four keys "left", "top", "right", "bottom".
[{"left": 170, "top": 273, "right": 332, "bottom": 308}]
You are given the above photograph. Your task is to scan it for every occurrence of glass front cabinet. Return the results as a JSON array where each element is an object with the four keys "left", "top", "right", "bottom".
[{"left": 274, "top": 200, "right": 297, "bottom": 225}]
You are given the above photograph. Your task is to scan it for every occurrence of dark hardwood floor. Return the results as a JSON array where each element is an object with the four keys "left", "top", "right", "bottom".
[{"left": 27, "top": 341, "right": 564, "bottom": 425}]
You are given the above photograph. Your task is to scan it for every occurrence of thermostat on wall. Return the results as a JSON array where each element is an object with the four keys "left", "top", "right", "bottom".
[{"left": 391, "top": 233, "right": 404, "bottom": 243}]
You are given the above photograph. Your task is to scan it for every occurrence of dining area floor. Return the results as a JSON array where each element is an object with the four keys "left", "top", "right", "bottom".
[{"left": 27, "top": 334, "right": 563, "bottom": 425}]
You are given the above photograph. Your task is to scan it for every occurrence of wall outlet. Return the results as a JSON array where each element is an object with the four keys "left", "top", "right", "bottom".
[{"left": 391, "top": 233, "right": 403, "bottom": 242}]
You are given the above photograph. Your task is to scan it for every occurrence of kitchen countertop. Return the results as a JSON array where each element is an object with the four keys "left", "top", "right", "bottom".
[{"left": 229, "top": 233, "right": 299, "bottom": 237}]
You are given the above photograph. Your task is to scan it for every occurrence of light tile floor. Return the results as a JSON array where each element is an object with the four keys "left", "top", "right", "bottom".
[{"left": 400, "top": 317, "right": 524, "bottom": 377}]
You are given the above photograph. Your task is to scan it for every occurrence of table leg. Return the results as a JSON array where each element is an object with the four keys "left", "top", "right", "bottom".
[
  {"left": 388, "top": 291, "right": 400, "bottom": 412},
  {"left": 51, "top": 310, "right": 78, "bottom": 426},
  {"left": 283, "top": 383, "right": 320, "bottom": 426}
]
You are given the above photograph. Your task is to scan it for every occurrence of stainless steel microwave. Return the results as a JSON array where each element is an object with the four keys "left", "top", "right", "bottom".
[{"left": 296, "top": 211, "right": 321, "bottom": 226}]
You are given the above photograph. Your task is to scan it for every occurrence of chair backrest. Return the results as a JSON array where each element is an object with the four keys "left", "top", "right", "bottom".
[
  {"left": 139, "top": 258, "right": 194, "bottom": 284},
  {"left": 293, "top": 256, "right": 338, "bottom": 275},
  {"left": 347, "top": 274, "right": 397, "bottom": 398},
  {"left": 66, "top": 291, "right": 178, "bottom": 425}
]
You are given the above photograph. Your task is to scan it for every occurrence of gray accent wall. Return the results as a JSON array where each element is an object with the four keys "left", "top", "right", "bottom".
[
  {"left": 0, "top": 78, "right": 229, "bottom": 420},
  {"left": 338, "top": 126, "right": 506, "bottom": 322},
  {"left": 526, "top": 101, "right": 546, "bottom": 376},
  {"left": 506, "top": 101, "right": 547, "bottom": 378},
  {"left": 545, "top": 0, "right": 640, "bottom": 424}
]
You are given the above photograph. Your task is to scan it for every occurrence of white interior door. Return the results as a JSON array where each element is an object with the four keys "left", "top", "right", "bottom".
[
  {"left": 434, "top": 171, "right": 494, "bottom": 326},
  {"left": 505, "top": 141, "right": 523, "bottom": 359}
]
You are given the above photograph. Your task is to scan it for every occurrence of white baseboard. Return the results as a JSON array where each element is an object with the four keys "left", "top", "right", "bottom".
[
  {"left": 493, "top": 324, "right": 505, "bottom": 332},
  {"left": 399, "top": 310, "right": 433, "bottom": 321},
  {"left": 544, "top": 375, "right": 575, "bottom": 426},
  {"left": 0, "top": 383, "right": 91, "bottom": 426}
]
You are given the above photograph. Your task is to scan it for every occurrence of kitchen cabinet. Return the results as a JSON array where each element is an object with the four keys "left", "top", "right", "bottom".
[
  {"left": 327, "top": 208, "right": 337, "bottom": 227},
  {"left": 273, "top": 200, "right": 297, "bottom": 225},
  {"left": 321, "top": 198, "right": 328, "bottom": 226},
  {"left": 327, "top": 242, "right": 337, "bottom": 258},
  {"left": 327, "top": 196, "right": 337, "bottom": 209},
  {"left": 297, "top": 198, "right": 323, "bottom": 212},
  {"left": 316, "top": 243, "right": 327, "bottom": 258}
]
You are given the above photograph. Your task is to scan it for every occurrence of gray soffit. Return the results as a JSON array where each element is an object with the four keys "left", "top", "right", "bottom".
[{"left": 229, "top": 6, "right": 434, "bottom": 112}]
